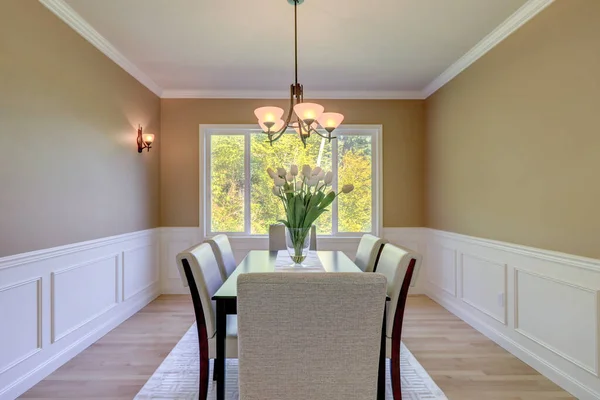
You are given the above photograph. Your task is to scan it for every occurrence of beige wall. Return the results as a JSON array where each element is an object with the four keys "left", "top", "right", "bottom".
[
  {"left": 426, "top": 0, "right": 600, "bottom": 258},
  {"left": 160, "top": 99, "right": 425, "bottom": 228},
  {"left": 0, "top": 1, "right": 160, "bottom": 257}
]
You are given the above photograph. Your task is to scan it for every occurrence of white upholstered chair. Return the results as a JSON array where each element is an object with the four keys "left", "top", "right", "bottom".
[
  {"left": 175, "top": 243, "right": 238, "bottom": 400},
  {"left": 237, "top": 273, "right": 387, "bottom": 400},
  {"left": 374, "top": 244, "right": 422, "bottom": 399},
  {"left": 354, "top": 234, "right": 388, "bottom": 272},
  {"left": 204, "top": 234, "right": 237, "bottom": 281},
  {"left": 268, "top": 223, "right": 317, "bottom": 251}
]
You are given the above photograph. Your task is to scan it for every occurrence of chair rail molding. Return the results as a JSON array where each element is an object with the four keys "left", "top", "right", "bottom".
[
  {"left": 424, "top": 228, "right": 600, "bottom": 400},
  {"left": 0, "top": 229, "right": 161, "bottom": 400}
]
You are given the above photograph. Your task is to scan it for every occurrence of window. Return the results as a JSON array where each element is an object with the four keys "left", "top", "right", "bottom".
[{"left": 202, "top": 125, "right": 381, "bottom": 237}]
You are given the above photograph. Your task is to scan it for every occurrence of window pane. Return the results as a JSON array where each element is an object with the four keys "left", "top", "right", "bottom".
[
  {"left": 338, "top": 135, "right": 372, "bottom": 233},
  {"left": 210, "top": 135, "right": 245, "bottom": 232},
  {"left": 250, "top": 133, "right": 333, "bottom": 235}
]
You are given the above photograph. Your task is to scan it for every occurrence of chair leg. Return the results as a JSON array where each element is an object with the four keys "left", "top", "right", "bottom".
[
  {"left": 391, "top": 351, "right": 402, "bottom": 400},
  {"left": 199, "top": 349, "right": 209, "bottom": 400}
]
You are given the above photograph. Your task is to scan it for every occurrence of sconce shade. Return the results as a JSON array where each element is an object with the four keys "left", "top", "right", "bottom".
[{"left": 143, "top": 134, "right": 155, "bottom": 145}]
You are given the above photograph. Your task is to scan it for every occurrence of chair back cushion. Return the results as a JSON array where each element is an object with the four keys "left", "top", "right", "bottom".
[
  {"left": 237, "top": 272, "right": 386, "bottom": 400},
  {"left": 354, "top": 234, "right": 387, "bottom": 272},
  {"left": 269, "top": 224, "right": 317, "bottom": 251},
  {"left": 375, "top": 244, "right": 422, "bottom": 337},
  {"left": 175, "top": 243, "right": 224, "bottom": 337},
  {"left": 205, "top": 234, "right": 237, "bottom": 280}
]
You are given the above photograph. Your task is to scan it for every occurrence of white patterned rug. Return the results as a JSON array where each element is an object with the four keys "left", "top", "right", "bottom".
[{"left": 135, "top": 325, "right": 447, "bottom": 400}]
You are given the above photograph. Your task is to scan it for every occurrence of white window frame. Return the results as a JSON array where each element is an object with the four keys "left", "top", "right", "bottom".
[{"left": 200, "top": 124, "right": 383, "bottom": 238}]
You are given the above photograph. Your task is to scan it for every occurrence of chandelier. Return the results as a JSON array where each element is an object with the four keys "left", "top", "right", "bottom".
[{"left": 254, "top": 0, "right": 344, "bottom": 148}]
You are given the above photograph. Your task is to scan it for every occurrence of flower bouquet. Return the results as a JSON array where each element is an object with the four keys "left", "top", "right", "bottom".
[{"left": 268, "top": 164, "right": 354, "bottom": 265}]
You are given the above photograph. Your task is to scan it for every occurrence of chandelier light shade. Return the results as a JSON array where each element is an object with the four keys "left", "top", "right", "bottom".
[
  {"left": 254, "top": 0, "right": 344, "bottom": 147},
  {"left": 317, "top": 112, "right": 345, "bottom": 132}
]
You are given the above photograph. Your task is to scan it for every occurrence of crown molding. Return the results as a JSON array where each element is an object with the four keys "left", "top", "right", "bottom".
[
  {"left": 38, "top": 0, "right": 163, "bottom": 97},
  {"left": 422, "top": 0, "right": 556, "bottom": 98},
  {"left": 39, "top": 0, "right": 555, "bottom": 101},
  {"left": 161, "top": 89, "right": 425, "bottom": 100}
]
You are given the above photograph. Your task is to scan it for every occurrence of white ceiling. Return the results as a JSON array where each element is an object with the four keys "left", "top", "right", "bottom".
[{"left": 46, "top": 0, "right": 553, "bottom": 98}]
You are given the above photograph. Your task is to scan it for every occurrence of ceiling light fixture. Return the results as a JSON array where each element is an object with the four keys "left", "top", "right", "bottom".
[{"left": 254, "top": 0, "right": 344, "bottom": 148}]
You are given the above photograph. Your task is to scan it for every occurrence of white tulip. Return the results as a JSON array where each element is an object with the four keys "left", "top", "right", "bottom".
[
  {"left": 290, "top": 164, "right": 299, "bottom": 176},
  {"left": 302, "top": 164, "right": 312, "bottom": 177},
  {"left": 272, "top": 186, "right": 280, "bottom": 196},
  {"left": 286, "top": 172, "right": 293, "bottom": 182},
  {"left": 307, "top": 177, "right": 319, "bottom": 187},
  {"left": 341, "top": 184, "right": 354, "bottom": 194},
  {"left": 316, "top": 170, "right": 325, "bottom": 181},
  {"left": 274, "top": 177, "right": 286, "bottom": 187},
  {"left": 324, "top": 171, "right": 333, "bottom": 184},
  {"left": 311, "top": 166, "right": 322, "bottom": 176},
  {"left": 267, "top": 167, "right": 277, "bottom": 179},
  {"left": 277, "top": 167, "right": 286, "bottom": 177}
]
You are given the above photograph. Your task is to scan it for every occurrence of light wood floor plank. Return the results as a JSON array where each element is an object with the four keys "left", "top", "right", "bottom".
[{"left": 20, "top": 294, "right": 574, "bottom": 399}]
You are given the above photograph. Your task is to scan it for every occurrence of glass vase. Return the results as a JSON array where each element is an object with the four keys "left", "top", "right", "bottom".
[{"left": 285, "top": 227, "right": 312, "bottom": 266}]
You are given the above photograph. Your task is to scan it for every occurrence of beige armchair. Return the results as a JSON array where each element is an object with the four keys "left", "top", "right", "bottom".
[
  {"left": 237, "top": 273, "right": 387, "bottom": 400},
  {"left": 268, "top": 223, "right": 317, "bottom": 251},
  {"left": 204, "top": 234, "right": 237, "bottom": 281},
  {"left": 374, "top": 243, "right": 422, "bottom": 399},
  {"left": 354, "top": 233, "right": 388, "bottom": 272},
  {"left": 175, "top": 243, "right": 238, "bottom": 400}
]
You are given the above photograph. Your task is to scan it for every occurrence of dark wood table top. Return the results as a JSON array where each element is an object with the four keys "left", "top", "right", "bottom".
[{"left": 212, "top": 250, "right": 362, "bottom": 300}]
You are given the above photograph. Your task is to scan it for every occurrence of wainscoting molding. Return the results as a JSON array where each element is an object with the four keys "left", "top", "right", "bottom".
[
  {"left": 425, "top": 229, "right": 600, "bottom": 400},
  {"left": 0, "top": 229, "right": 160, "bottom": 400},
  {"left": 159, "top": 227, "right": 428, "bottom": 295},
  {"left": 5, "top": 226, "right": 598, "bottom": 400}
]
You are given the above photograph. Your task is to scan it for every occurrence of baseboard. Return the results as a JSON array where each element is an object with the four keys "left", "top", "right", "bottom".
[{"left": 0, "top": 284, "right": 159, "bottom": 400}]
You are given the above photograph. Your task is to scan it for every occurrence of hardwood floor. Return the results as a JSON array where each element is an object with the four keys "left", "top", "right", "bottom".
[
  {"left": 20, "top": 295, "right": 574, "bottom": 400},
  {"left": 20, "top": 295, "right": 195, "bottom": 400}
]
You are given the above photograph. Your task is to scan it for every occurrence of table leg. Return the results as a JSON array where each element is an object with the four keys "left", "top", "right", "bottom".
[
  {"left": 378, "top": 304, "right": 386, "bottom": 400},
  {"left": 216, "top": 299, "right": 226, "bottom": 400}
]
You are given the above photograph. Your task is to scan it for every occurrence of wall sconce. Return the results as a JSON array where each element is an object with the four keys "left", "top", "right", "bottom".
[{"left": 137, "top": 125, "right": 154, "bottom": 153}]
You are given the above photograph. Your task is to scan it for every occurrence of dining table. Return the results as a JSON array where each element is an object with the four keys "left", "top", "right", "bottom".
[{"left": 212, "top": 250, "right": 388, "bottom": 400}]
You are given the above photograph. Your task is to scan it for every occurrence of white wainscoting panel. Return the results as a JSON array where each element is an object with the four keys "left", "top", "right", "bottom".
[
  {"left": 515, "top": 269, "right": 598, "bottom": 375},
  {"left": 0, "top": 229, "right": 160, "bottom": 400},
  {"left": 123, "top": 244, "right": 159, "bottom": 301},
  {"left": 427, "top": 245, "right": 456, "bottom": 297},
  {"left": 461, "top": 253, "right": 507, "bottom": 324},
  {"left": 0, "top": 278, "right": 41, "bottom": 376},
  {"left": 51, "top": 255, "right": 119, "bottom": 343},
  {"left": 160, "top": 227, "right": 427, "bottom": 295},
  {"left": 425, "top": 229, "right": 600, "bottom": 400}
]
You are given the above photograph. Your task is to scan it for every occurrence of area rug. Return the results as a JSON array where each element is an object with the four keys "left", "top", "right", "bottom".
[{"left": 134, "top": 325, "right": 447, "bottom": 400}]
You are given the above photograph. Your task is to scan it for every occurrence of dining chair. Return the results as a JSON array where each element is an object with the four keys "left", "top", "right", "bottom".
[
  {"left": 175, "top": 243, "right": 238, "bottom": 400},
  {"left": 237, "top": 272, "right": 387, "bottom": 400},
  {"left": 354, "top": 234, "right": 388, "bottom": 272},
  {"left": 204, "top": 234, "right": 237, "bottom": 281},
  {"left": 374, "top": 244, "right": 422, "bottom": 400},
  {"left": 268, "top": 223, "right": 317, "bottom": 251}
]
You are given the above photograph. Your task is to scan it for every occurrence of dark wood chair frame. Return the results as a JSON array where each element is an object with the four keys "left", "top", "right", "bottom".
[
  {"left": 374, "top": 255, "right": 417, "bottom": 400},
  {"left": 181, "top": 257, "right": 212, "bottom": 400}
]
